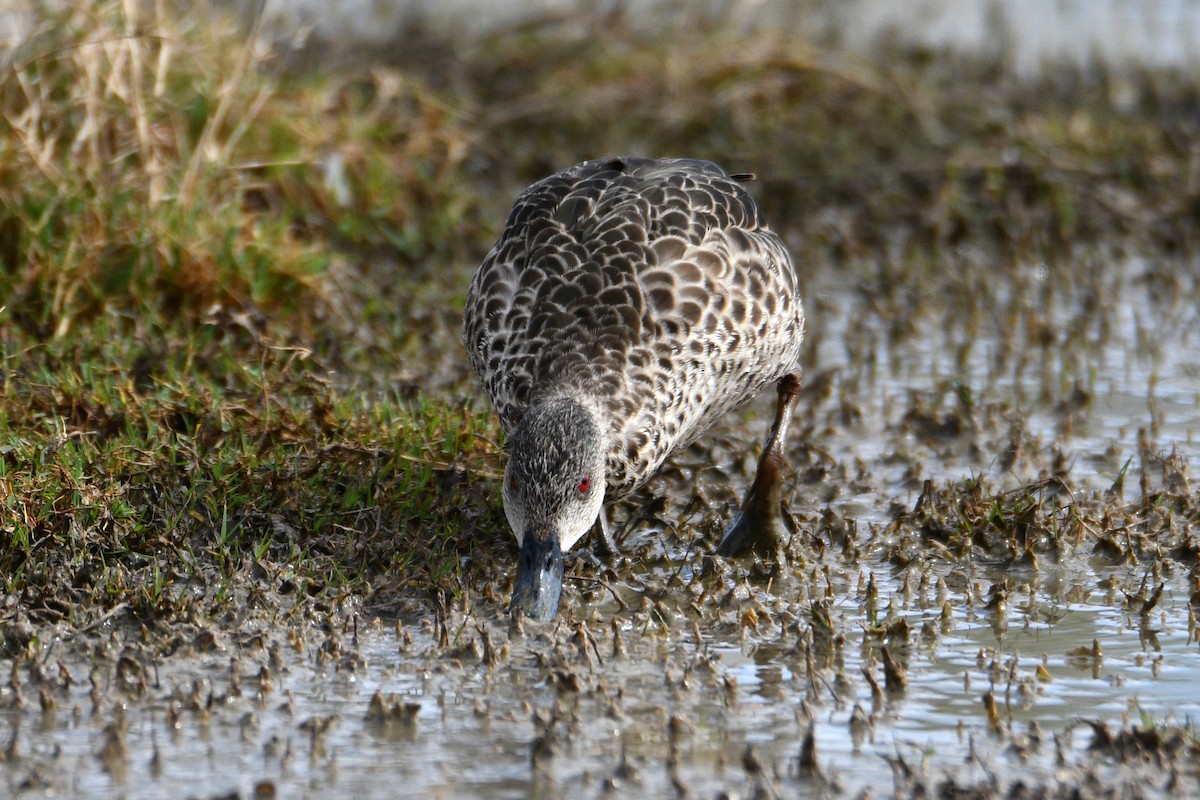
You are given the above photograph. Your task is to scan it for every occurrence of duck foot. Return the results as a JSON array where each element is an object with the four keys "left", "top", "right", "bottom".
[{"left": 716, "top": 369, "right": 803, "bottom": 557}]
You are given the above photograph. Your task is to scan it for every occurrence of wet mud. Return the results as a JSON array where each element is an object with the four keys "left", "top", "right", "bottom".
[
  {"left": 4, "top": 255, "right": 1199, "bottom": 798},
  {"left": 3, "top": 7, "right": 1200, "bottom": 797}
]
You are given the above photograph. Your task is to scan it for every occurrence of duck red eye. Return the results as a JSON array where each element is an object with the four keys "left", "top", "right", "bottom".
[
  {"left": 508, "top": 474, "right": 518, "bottom": 490},
  {"left": 578, "top": 475, "right": 590, "bottom": 493}
]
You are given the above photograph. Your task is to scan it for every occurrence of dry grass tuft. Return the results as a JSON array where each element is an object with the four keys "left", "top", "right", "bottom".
[{"left": 0, "top": 0, "right": 477, "bottom": 339}]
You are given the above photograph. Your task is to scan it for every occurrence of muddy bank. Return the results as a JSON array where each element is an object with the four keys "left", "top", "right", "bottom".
[{"left": 2, "top": 3, "right": 1200, "bottom": 797}]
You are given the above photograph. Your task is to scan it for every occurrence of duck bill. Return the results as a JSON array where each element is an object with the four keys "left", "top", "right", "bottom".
[{"left": 510, "top": 526, "right": 564, "bottom": 621}]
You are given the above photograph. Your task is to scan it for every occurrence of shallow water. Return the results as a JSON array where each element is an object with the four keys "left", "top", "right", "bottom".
[
  {"left": 4, "top": 251, "right": 1199, "bottom": 798},
  {"left": 806, "top": 252, "right": 1200, "bottom": 497},
  {"left": 250, "top": 0, "right": 1200, "bottom": 74},
  {"left": 8, "top": 570, "right": 1196, "bottom": 799}
]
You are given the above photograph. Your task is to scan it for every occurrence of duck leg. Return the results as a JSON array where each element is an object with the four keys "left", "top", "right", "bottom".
[
  {"left": 593, "top": 509, "right": 620, "bottom": 557},
  {"left": 716, "top": 369, "right": 803, "bottom": 557}
]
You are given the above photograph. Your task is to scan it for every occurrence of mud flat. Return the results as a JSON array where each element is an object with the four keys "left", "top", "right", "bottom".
[{"left": 2, "top": 3, "right": 1199, "bottom": 798}]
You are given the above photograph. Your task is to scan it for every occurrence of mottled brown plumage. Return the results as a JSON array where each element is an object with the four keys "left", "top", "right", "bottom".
[
  {"left": 463, "top": 156, "right": 805, "bottom": 619},
  {"left": 466, "top": 157, "right": 803, "bottom": 496}
]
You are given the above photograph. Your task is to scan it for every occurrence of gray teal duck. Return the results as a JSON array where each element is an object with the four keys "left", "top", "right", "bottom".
[{"left": 463, "top": 156, "right": 805, "bottom": 620}]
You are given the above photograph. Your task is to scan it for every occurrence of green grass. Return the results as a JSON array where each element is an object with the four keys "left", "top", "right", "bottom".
[
  {"left": 2, "top": 0, "right": 1199, "bottom": 635},
  {"left": 1, "top": 322, "right": 507, "bottom": 632},
  {"left": 0, "top": 2, "right": 501, "bottom": 634},
  {"left": 0, "top": 0, "right": 480, "bottom": 340}
]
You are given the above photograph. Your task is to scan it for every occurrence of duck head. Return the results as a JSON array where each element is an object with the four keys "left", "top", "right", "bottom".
[{"left": 503, "top": 396, "right": 606, "bottom": 621}]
